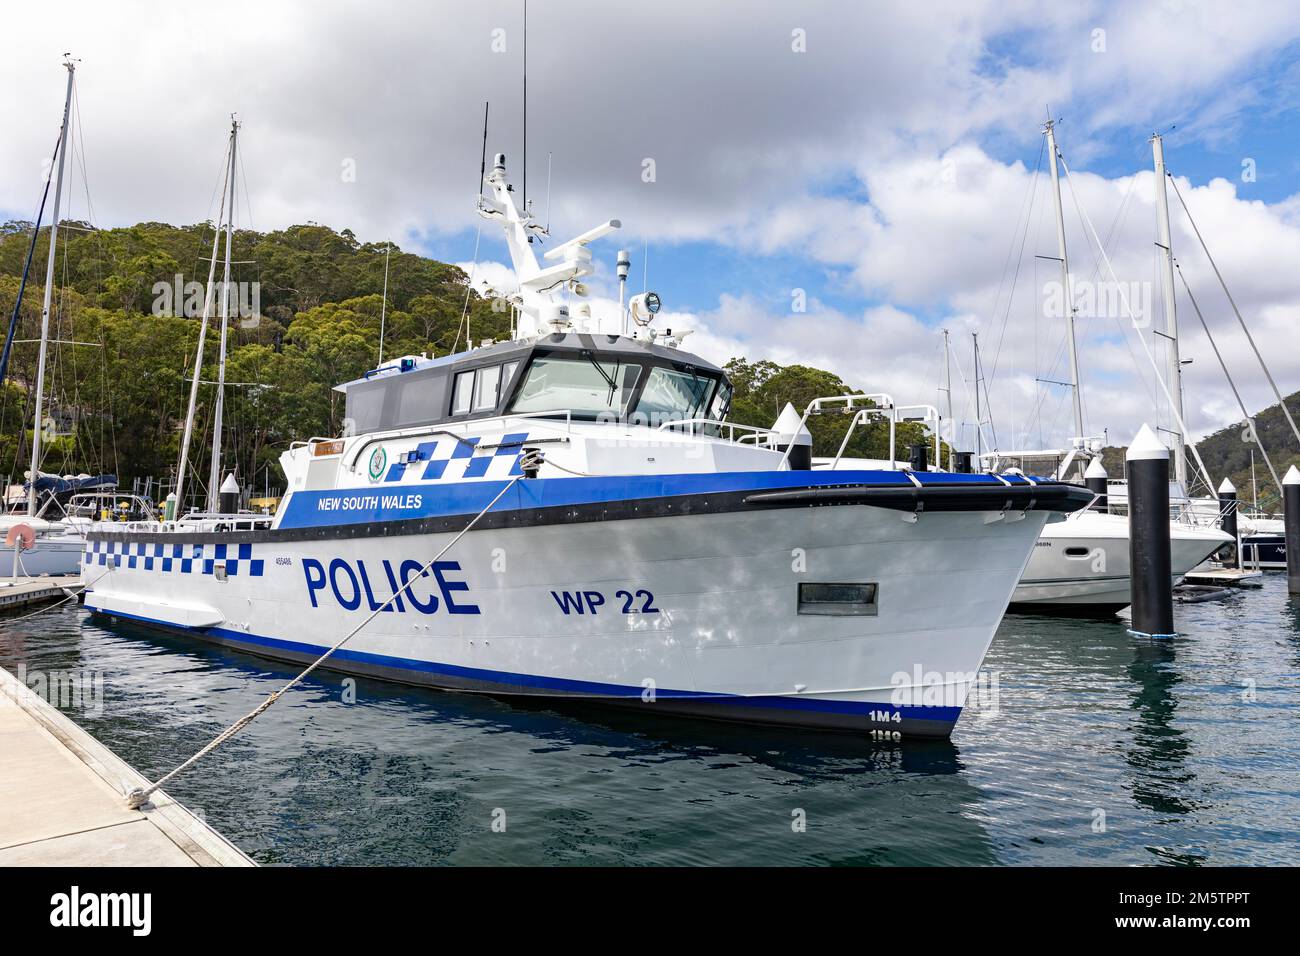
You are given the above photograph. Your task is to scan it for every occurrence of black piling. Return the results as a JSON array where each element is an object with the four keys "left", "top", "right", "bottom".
[
  {"left": 1084, "top": 457, "right": 1108, "bottom": 511},
  {"left": 1217, "top": 478, "right": 1239, "bottom": 569},
  {"left": 1286, "top": 466, "right": 1300, "bottom": 596},
  {"left": 1126, "top": 425, "right": 1175, "bottom": 638},
  {"left": 218, "top": 474, "right": 240, "bottom": 515}
]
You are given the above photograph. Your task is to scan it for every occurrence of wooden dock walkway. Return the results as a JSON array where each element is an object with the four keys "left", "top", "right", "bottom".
[
  {"left": 0, "top": 665, "right": 253, "bottom": 866},
  {"left": 0, "top": 575, "right": 81, "bottom": 613}
]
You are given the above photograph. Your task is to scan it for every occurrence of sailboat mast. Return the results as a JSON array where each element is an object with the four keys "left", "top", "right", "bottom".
[
  {"left": 28, "top": 59, "right": 75, "bottom": 518},
  {"left": 972, "top": 331, "right": 982, "bottom": 461},
  {"left": 1151, "top": 133, "right": 1187, "bottom": 488},
  {"left": 941, "top": 329, "right": 954, "bottom": 470},
  {"left": 207, "top": 119, "right": 239, "bottom": 513},
  {"left": 175, "top": 125, "right": 234, "bottom": 515},
  {"left": 1043, "top": 119, "right": 1085, "bottom": 445}
]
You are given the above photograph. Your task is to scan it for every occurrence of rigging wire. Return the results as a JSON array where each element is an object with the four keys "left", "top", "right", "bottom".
[
  {"left": 1166, "top": 171, "right": 1300, "bottom": 449},
  {"left": 1174, "top": 259, "right": 1283, "bottom": 496},
  {"left": 451, "top": 221, "right": 484, "bottom": 356},
  {"left": 1057, "top": 151, "right": 1216, "bottom": 493}
]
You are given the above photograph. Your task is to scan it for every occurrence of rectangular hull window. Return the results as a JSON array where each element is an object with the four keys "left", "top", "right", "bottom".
[{"left": 797, "top": 583, "right": 878, "bottom": 616}]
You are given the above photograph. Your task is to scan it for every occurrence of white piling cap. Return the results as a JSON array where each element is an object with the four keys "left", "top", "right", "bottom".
[
  {"left": 1285, "top": 465, "right": 1300, "bottom": 486},
  {"left": 771, "top": 403, "right": 812, "bottom": 446},
  {"left": 1217, "top": 477, "right": 1236, "bottom": 494},
  {"left": 1125, "top": 423, "right": 1168, "bottom": 461},
  {"left": 220, "top": 473, "right": 240, "bottom": 494},
  {"left": 1084, "top": 457, "right": 1108, "bottom": 479}
]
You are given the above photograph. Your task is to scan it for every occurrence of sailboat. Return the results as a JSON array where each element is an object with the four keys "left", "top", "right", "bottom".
[
  {"left": 80, "top": 142, "right": 1092, "bottom": 738},
  {"left": 0, "top": 59, "right": 101, "bottom": 579},
  {"left": 975, "top": 120, "right": 1227, "bottom": 614}
]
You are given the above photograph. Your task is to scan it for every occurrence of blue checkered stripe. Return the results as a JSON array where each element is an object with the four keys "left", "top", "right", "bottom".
[
  {"left": 85, "top": 540, "right": 265, "bottom": 577},
  {"left": 383, "top": 432, "right": 530, "bottom": 483}
]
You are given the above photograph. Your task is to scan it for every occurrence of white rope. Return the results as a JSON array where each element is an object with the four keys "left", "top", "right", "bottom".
[{"left": 125, "top": 464, "right": 535, "bottom": 809}]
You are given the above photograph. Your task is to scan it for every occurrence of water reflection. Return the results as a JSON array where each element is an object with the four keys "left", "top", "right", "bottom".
[
  {"left": 1124, "top": 640, "right": 1198, "bottom": 824},
  {"left": 5, "top": 580, "right": 1299, "bottom": 866}
]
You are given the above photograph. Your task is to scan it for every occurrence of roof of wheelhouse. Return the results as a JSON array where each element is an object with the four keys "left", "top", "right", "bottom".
[{"left": 334, "top": 331, "right": 724, "bottom": 394}]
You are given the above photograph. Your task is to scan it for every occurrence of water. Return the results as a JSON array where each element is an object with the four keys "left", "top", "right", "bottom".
[{"left": 3, "top": 578, "right": 1298, "bottom": 866}]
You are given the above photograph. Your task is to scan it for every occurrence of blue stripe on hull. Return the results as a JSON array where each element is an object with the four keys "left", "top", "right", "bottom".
[
  {"left": 84, "top": 601, "right": 961, "bottom": 731},
  {"left": 280, "top": 468, "right": 1040, "bottom": 530}
]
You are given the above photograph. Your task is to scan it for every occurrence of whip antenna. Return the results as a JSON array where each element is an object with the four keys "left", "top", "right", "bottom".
[{"left": 477, "top": 101, "right": 489, "bottom": 199}]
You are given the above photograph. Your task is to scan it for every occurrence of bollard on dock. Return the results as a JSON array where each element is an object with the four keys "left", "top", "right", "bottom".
[
  {"left": 1127, "top": 425, "right": 1175, "bottom": 638},
  {"left": 1286, "top": 465, "right": 1300, "bottom": 596}
]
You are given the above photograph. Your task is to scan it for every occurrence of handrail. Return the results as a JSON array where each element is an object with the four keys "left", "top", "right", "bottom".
[
  {"left": 830, "top": 408, "right": 895, "bottom": 470},
  {"left": 656, "top": 417, "right": 780, "bottom": 445},
  {"left": 780, "top": 393, "right": 895, "bottom": 471},
  {"left": 894, "top": 404, "right": 942, "bottom": 470}
]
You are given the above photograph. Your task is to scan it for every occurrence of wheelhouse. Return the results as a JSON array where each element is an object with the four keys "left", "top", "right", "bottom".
[{"left": 338, "top": 332, "right": 733, "bottom": 435}]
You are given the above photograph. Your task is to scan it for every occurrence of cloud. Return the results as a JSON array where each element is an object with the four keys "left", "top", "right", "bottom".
[{"left": 4, "top": 1, "right": 1299, "bottom": 465}]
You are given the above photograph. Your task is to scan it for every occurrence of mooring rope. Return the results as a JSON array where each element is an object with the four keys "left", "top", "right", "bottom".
[
  {"left": 0, "top": 566, "right": 111, "bottom": 625},
  {"left": 125, "top": 464, "right": 533, "bottom": 809},
  {"left": 0, "top": 584, "right": 84, "bottom": 623}
]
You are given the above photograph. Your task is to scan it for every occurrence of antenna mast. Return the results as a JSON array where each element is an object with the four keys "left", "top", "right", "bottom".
[
  {"left": 477, "top": 101, "right": 489, "bottom": 200},
  {"left": 378, "top": 242, "right": 390, "bottom": 364},
  {"left": 514, "top": 0, "right": 520, "bottom": 217},
  {"left": 28, "top": 59, "right": 75, "bottom": 516}
]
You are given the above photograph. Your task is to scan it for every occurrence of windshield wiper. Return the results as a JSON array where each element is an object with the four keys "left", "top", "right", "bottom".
[{"left": 582, "top": 351, "right": 619, "bottom": 406}]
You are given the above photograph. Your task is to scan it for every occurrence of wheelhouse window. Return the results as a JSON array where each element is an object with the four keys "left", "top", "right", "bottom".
[
  {"left": 452, "top": 371, "right": 474, "bottom": 415},
  {"left": 507, "top": 355, "right": 643, "bottom": 419},
  {"left": 635, "top": 366, "right": 716, "bottom": 423},
  {"left": 451, "top": 364, "right": 508, "bottom": 417},
  {"left": 473, "top": 365, "right": 501, "bottom": 411}
]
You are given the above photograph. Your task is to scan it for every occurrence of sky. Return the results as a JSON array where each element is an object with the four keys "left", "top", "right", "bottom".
[{"left": 4, "top": 0, "right": 1300, "bottom": 463}]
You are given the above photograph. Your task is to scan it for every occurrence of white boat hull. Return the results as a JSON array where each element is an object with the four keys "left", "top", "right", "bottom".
[
  {"left": 83, "top": 474, "right": 1065, "bottom": 738},
  {"left": 1009, "top": 512, "right": 1231, "bottom": 614},
  {"left": 2, "top": 534, "right": 84, "bottom": 577}
]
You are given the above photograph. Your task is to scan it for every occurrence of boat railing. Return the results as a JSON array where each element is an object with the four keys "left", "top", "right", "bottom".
[
  {"left": 656, "top": 418, "right": 781, "bottom": 446},
  {"left": 779, "top": 393, "right": 896, "bottom": 471},
  {"left": 95, "top": 513, "right": 275, "bottom": 535}
]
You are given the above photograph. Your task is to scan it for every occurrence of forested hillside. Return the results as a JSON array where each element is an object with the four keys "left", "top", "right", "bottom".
[
  {"left": 1097, "top": 392, "right": 1300, "bottom": 511},
  {"left": 1189, "top": 394, "right": 1300, "bottom": 509},
  {"left": 0, "top": 218, "right": 928, "bottom": 506}
]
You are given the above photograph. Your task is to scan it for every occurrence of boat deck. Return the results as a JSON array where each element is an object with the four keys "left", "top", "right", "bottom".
[{"left": 0, "top": 665, "right": 253, "bottom": 866}]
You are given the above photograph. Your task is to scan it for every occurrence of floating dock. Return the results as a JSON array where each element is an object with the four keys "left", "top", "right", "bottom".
[
  {"left": 0, "top": 665, "right": 253, "bottom": 866},
  {"left": 1183, "top": 566, "right": 1265, "bottom": 588},
  {"left": 0, "top": 575, "right": 80, "bottom": 613}
]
